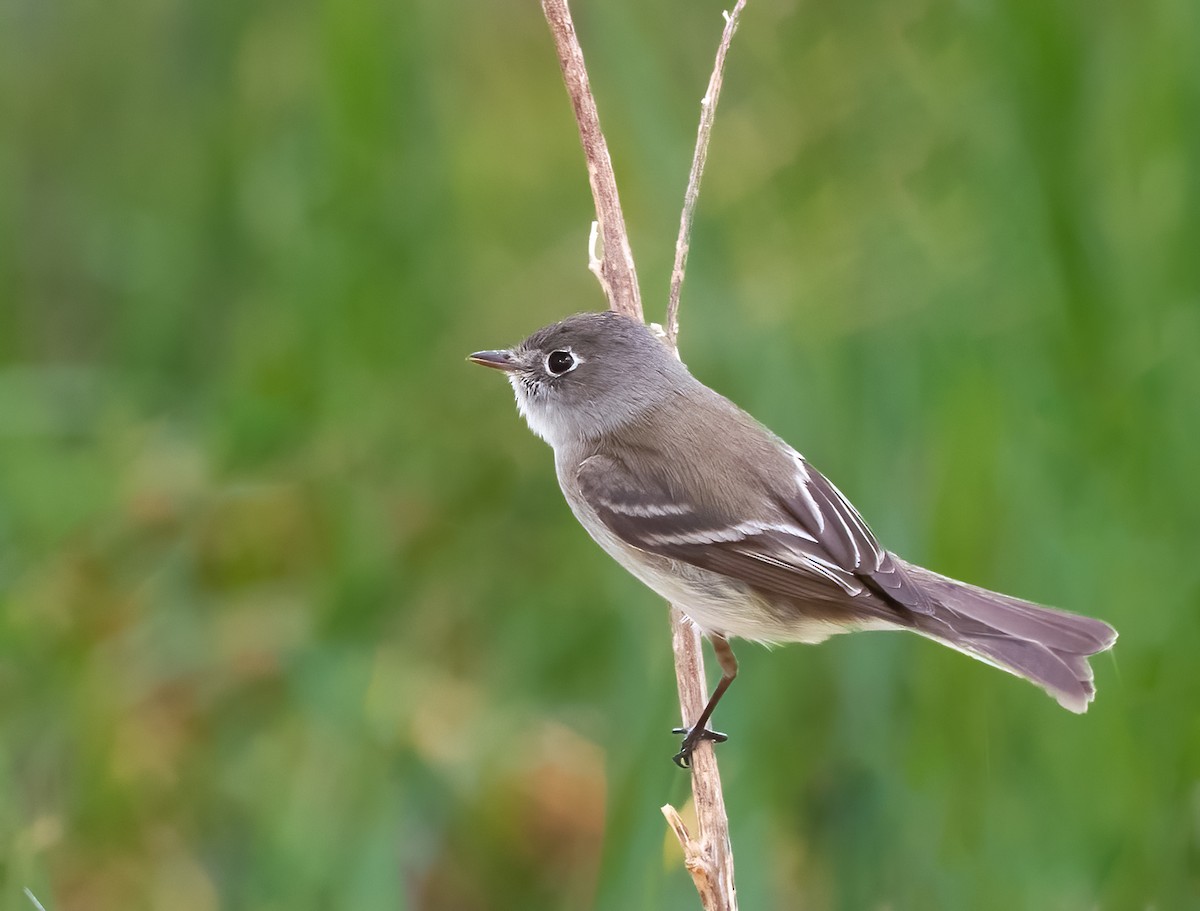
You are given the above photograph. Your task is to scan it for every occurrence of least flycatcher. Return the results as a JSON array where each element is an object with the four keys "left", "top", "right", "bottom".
[{"left": 470, "top": 311, "right": 1117, "bottom": 767}]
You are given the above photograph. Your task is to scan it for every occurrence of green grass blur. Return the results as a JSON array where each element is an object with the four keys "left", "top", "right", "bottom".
[{"left": 2, "top": 0, "right": 1198, "bottom": 908}]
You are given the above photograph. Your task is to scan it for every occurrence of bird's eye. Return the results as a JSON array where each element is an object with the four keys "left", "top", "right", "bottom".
[{"left": 546, "top": 350, "right": 577, "bottom": 376}]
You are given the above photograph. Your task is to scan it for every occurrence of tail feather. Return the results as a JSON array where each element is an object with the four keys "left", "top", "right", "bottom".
[{"left": 899, "top": 560, "right": 1118, "bottom": 713}]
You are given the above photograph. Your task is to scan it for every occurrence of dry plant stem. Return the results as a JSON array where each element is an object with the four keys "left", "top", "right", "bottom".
[
  {"left": 666, "top": 0, "right": 748, "bottom": 348},
  {"left": 539, "top": 1, "right": 739, "bottom": 907},
  {"left": 541, "top": 0, "right": 643, "bottom": 321},
  {"left": 662, "top": 609, "right": 738, "bottom": 910},
  {"left": 663, "top": 8, "right": 748, "bottom": 904}
]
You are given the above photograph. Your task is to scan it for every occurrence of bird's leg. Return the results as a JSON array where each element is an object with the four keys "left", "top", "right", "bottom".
[{"left": 673, "top": 634, "right": 738, "bottom": 768}]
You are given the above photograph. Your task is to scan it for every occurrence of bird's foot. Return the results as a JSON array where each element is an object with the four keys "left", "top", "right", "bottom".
[{"left": 671, "top": 725, "right": 728, "bottom": 769}]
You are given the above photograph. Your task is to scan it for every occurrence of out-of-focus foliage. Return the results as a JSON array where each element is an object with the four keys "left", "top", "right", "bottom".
[{"left": 2, "top": 0, "right": 1198, "bottom": 908}]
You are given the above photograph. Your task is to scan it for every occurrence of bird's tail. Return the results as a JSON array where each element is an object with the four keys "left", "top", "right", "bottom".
[{"left": 899, "top": 560, "right": 1118, "bottom": 712}]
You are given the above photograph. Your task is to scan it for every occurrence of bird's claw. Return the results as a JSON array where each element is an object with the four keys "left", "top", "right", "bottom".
[{"left": 671, "top": 726, "right": 729, "bottom": 768}]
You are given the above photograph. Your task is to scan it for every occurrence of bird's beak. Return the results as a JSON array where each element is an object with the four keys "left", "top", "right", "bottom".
[{"left": 468, "top": 349, "right": 519, "bottom": 372}]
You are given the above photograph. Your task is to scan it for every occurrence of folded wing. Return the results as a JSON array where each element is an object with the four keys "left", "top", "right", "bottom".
[{"left": 576, "top": 451, "right": 930, "bottom": 620}]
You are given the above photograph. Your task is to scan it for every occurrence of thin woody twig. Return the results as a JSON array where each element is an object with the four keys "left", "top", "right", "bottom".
[
  {"left": 660, "top": 7, "right": 749, "bottom": 907},
  {"left": 664, "top": 608, "right": 738, "bottom": 910},
  {"left": 666, "top": 0, "right": 748, "bottom": 348},
  {"left": 538, "top": 2, "right": 745, "bottom": 908},
  {"left": 662, "top": 802, "right": 729, "bottom": 908},
  {"left": 541, "top": 0, "right": 643, "bottom": 321}
]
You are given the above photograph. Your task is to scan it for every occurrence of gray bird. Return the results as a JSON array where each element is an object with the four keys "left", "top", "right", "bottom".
[{"left": 471, "top": 311, "right": 1117, "bottom": 767}]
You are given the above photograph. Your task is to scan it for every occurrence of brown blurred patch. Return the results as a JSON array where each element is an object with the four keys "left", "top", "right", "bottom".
[
  {"left": 195, "top": 482, "right": 327, "bottom": 589},
  {"left": 412, "top": 720, "right": 606, "bottom": 911}
]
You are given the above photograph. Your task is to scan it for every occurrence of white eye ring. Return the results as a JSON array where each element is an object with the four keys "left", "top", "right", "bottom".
[{"left": 545, "top": 349, "right": 580, "bottom": 376}]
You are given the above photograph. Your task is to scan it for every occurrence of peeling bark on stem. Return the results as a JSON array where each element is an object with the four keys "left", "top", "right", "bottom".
[{"left": 538, "top": 2, "right": 747, "bottom": 907}]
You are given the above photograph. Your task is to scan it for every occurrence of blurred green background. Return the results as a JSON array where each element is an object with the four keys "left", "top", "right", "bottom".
[{"left": 2, "top": 0, "right": 1198, "bottom": 907}]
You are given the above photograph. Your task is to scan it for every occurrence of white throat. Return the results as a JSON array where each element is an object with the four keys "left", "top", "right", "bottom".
[{"left": 509, "top": 374, "right": 571, "bottom": 449}]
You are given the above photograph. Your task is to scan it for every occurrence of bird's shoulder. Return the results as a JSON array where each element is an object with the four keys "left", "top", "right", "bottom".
[{"left": 586, "top": 385, "right": 790, "bottom": 510}]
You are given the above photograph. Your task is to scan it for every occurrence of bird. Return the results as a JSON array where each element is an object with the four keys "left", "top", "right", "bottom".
[{"left": 470, "top": 310, "right": 1118, "bottom": 767}]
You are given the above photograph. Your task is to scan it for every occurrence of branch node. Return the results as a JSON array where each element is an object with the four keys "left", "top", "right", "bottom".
[
  {"left": 663, "top": 805, "right": 723, "bottom": 902},
  {"left": 587, "top": 220, "right": 606, "bottom": 288}
]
